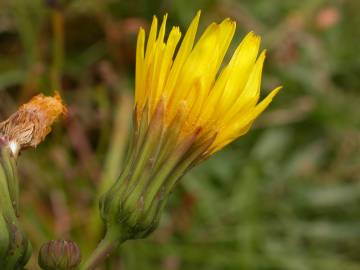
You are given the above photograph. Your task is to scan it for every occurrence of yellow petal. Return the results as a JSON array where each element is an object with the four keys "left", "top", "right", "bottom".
[
  {"left": 147, "top": 15, "right": 170, "bottom": 117},
  {"left": 200, "top": 32, "right": 261, "bottom": 126},
  {"left": 247, "top": 86, "right": 282, "bottom": 123},
  {"left": 152, "top": 27, "right": 181, "bottom": 111},
  {"left": 145, "top": 16, "right": 158, "bottom": 60},
  {"left": 167, "top": 19, "right": 236, "bottom": 123},
  {"left": 135, "top": 28, "right": 145, "bottom": 114},
  {"left": 157, "top": 14, "right": 168, "bottom": 44},
  {"left": 217, "top": 32, "right": 261, "bottom": 112},
  {"left": 222, "top": 49, "right": 267, "bottom": 125},
  {"left": 163, "top": 11, "right": 201, "bottom": 103},
  {"left": 211, "top": 86, "right": 282, "bottom": 152}
]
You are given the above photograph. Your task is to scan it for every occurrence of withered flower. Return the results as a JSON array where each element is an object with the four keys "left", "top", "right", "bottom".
[{"left": 0, "top": 93, "right": 66, "bottom": 156}]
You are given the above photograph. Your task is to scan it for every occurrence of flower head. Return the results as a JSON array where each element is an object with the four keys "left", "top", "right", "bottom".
[
  {"left": 135, "top": 11, "right": 281, "bottom": 157},
  {"left": 100, "top": 12, "right": 281, "bottom": 241}
]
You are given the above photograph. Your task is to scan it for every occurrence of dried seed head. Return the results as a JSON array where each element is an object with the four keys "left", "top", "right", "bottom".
[{"left": 0, "top": 93, "right": 66, "bottom": 155}]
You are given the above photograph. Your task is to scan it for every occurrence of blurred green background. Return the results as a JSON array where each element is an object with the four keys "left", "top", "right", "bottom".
[{"left": 0, "top": 0, "right": 360, "bottom": 269}]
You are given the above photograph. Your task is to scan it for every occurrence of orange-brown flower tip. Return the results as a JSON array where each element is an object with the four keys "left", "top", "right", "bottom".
[{"left": 0, "top": 93, "right": 67, "bottom": 155}]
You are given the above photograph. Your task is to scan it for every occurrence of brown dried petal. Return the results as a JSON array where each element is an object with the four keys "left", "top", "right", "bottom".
[{"left": 0, "top": 93, "right": 66, "bottom": 153}]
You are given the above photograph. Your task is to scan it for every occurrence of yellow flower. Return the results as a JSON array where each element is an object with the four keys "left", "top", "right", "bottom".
[
  {"left": 100, "top": 12, "right": 281, "bottom": 243},
  {"left": 135, "top": 11, "right": 281, "bottom": 157}
]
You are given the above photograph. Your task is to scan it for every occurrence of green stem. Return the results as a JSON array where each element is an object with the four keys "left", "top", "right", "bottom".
[{"left": 81, "top": 230, "right": 124, "bottom": 270}]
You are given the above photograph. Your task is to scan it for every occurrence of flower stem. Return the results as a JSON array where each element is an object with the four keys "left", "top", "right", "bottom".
[{"left": 81, "top": 231, "right": 124, "bottom": 270}]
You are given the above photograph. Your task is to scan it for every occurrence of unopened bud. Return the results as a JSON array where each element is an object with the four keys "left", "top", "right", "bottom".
[{"left": 38, "top": 240, "right": 81, "bottom": 270}]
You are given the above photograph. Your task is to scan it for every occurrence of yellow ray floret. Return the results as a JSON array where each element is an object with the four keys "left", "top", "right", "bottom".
[{"left": 135, "top": 11, "right": 281, "bottom": 155}]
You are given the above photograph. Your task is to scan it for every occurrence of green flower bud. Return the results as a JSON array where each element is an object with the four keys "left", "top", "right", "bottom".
[{"left": 38, "top": 240, "right": 81, "bottom": 270}]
